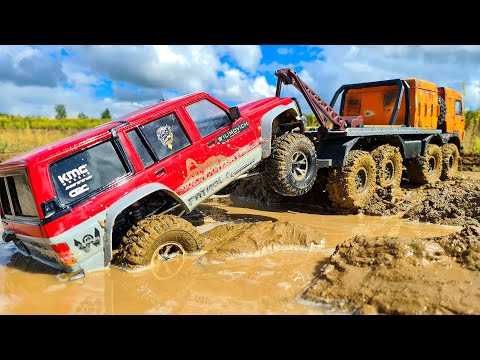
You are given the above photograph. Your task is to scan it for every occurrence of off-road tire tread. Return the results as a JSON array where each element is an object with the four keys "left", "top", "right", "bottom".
[
  {"left": 371, "top": 144, "right": 403, "bottom": 187},
  {"left": 440, "top": 143, "right": 460, "bottom": 180},
  {"left": 266, "top": 133, "right": 317, "bottom": 197},
  {"left": 112, "top": 215, "right": 201, "bottom": 267},
  {"left": 326, "top": 150, "right": 377, "bottom": 210},
  {"left": 406, "top": 144, "right": 443, "bottom": 185}
]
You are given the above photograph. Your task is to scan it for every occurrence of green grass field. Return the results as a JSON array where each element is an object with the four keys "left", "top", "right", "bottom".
[{"left": 0, "top": 112, "right": 479, "bottom": 162}]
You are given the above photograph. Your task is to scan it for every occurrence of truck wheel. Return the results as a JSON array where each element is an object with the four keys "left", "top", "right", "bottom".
[
  {"left": 406, "top": 144, "right": 443, "bottom": 185},
  {"left": 112, "top": 214, "right": 201, "bottom": 268},
  {"left": 437, "top": 96, "right": 446, "bottom": 126},
  {"left": 371, "top": 145, "right": 403, "bottom": 187},
  {"left": 266, "top": 133, "right": 317, "bottom": 196},
  {"left": 440, "top": 143, "right": 459, "bottom": 180},
  {"left": 326, "top": 150, "right": 377, "bottom": 210}
]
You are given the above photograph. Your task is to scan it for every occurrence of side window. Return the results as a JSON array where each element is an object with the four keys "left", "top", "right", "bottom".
[
  {"left": 127, "top": 129, "right": 155, "bottom": 168},
  {"left": 139, "top": 113, "right": 190, "bottom": 161},
  {"left": 455, "top": 100, "right": 462, "bottom": 116},
  {"left": 185, "top": 99, "right": 230, "bottom": 137},
  {"left": 0, "top": 177, "right": 12, "bottom": 215}
]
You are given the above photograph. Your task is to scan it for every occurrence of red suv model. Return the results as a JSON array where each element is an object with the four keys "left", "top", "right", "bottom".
[{"left": 0, "top": 91, "right": 314, "bottom": 279}]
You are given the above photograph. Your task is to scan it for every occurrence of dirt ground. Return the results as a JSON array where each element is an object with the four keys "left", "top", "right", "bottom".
[
  {"left": 302, "top": 225, "right": 480, "bottom": 314},
  {"left": 459, "top": 153, "right": 480, "bottom": 171}
]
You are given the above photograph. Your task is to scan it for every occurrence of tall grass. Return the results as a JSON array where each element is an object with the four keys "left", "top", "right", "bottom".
[
  {"left": 0, "top": 116, "right": 109, "bottom": 130},
  {"left": 0, "top": 129, "right": 82, "bottom": 154}
]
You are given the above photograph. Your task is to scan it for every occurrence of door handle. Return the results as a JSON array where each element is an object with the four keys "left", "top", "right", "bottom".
[
  {"left": 154, "top": 168, "right": 166, "bottom": 176},
  {"left": 207, "top": 140, "right": 216, "bottom": 148}
]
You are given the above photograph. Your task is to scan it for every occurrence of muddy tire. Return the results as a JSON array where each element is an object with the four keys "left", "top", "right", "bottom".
[
  {"left": 266, "top": 133, "right": 317, "bottom": 197},
  {"left": 112, "top": 214, "right": 201, "bottom": 267},
  {"left": 437, "top": 96, "right": 446, "bottom": 126},
  {"left": 405, "top": 144, "right": 443, "bottom": 185},
  {"left": 371, "top": 145, "right": 403, "bottom": 187},
  {"left": 326, "top": 150, "right": 377, "bottom": 210},
  {"left": 440, "top": 143, "right": 460, "bottom": 180}
]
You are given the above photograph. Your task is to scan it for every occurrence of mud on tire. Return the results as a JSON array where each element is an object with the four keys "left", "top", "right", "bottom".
[
  {"left": 266, "top": 133, "right": 317, "bottom": 197},
  {"left": 371, "top": 144, "right": 403, "bottom": 187},
  {"left": 406, "top": 144, "right": 443, "bottom": 185},
  {"left": 112, "top": 214, "right": 201, "bottom": 268},
  {"left": 440, "top": 143, "right": 460, "bottom": 180},
  {"left": 326, "top": 150, "right": 377, "bottom": 210}
]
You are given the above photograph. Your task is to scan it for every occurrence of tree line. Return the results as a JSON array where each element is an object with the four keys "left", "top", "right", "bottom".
[{"left": 54, "top": 104, "right": 111, "bottom": 120}]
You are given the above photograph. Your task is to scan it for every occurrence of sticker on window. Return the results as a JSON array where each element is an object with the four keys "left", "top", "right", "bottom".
[
  {"left": 157, "top": 125, "right": 174, "bottom": 149},
  {"left": 57, "top": 164, "right": 93, "bottom": 198}
]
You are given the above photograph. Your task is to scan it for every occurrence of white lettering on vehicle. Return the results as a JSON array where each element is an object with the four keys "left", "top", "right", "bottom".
[
  {"left": 58, "top": 164, "right": 90, "bottom": 186},
  {"left": 69, "top": 184, "right": 89, "bottom": 198},
  {"left": 57, "top": 164, "right": 92, "bottom": 198}
]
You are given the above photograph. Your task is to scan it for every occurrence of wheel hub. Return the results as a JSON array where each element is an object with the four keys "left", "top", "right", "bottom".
[
  {"left": 384, "top": 161, "right": 394, "bottom": 181},
  {"left": 355, "top": 168, "right": 367, "bottom": 191},
  {"left": 152, "top": 241, "right": 185, "bottom": 280},
  {"left": 291, "top": 151, "right": 308, "bottom": 180},
  {"left": 427, "top": 157, "right": 436, "bottom": 173}
]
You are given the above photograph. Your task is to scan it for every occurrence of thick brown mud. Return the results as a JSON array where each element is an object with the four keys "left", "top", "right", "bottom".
[
  {"left": 459, "top": 153, "right": 480, "bottom": 171},
  {"left": 0, "top": 199, "right": 457, "bottom": 314},
  {"left": 232, "top": 172, "right": 480, "bottom": 227},
  {"left": 302, "top": 225, "right": 480, "bottom": 314},
  {"left": 197, "top": 221, "right": 325, "bottom": 264}
]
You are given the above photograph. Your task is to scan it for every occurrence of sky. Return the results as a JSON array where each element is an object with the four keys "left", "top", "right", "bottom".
[{"left": 1, "top": 45, "right": 480, "bottom": 119}]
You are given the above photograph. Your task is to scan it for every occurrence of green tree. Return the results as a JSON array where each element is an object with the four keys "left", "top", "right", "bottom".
[
  {"left": 54, "top": 104, "right": 67, "bottom": 119},
  {"left": 101, "top": 108, "right": 111, "bottom": 119},
  {"left": 78, "top": 112, "right": 88, "bottom": 119}
]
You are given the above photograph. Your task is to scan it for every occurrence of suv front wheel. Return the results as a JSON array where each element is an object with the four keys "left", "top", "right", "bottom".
[{"left": 266, "top": 133, "right": 317, "bottom": 197}]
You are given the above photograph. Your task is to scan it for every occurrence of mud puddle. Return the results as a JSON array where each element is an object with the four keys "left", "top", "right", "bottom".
[{"left": 0, "top": 201, "right": 457, "bottom": 314}]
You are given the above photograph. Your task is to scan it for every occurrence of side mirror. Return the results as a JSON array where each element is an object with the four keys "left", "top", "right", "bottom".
[{"left": 228, "top": 106, "right": 241, "bottom": 122}]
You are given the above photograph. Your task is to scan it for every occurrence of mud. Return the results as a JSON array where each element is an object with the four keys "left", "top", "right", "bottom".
[
  {"left": 459, "top": 153, "right": 480, "bottom": 171},
  {"left": 302, "top": 225, "right": 480, "bottom": 314},
  {"left": 232, "top": 172, "right": 480, "bottom": 228},
  {"left": 0, "top": 199, "right": 457, "bottom": 314},
  {"left": 197, "top": 221, "right": 325, "bottom": 264}
]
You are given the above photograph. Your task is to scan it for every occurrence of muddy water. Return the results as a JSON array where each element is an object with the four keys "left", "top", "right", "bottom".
[{"left": 0, "top": 201, "right": 459, "bottom": 315}]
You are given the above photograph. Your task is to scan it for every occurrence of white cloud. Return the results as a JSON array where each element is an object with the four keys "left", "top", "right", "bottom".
[
  {"left": 221, "top": 45, "right": 262, "bottom": 72},
  {"left": 0, "top": 45, "right": 268, "bottom": 117},
  {"left": 0, "top": 82, "right": 144, "bottom": 119},
  {"left": 277, "top": 47, "right": 294, "bottom": 55}
]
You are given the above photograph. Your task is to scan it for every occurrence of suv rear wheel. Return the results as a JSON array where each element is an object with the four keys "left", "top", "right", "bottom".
[{"left": 112, "top": 214, "right": 202, "bottom": 269}]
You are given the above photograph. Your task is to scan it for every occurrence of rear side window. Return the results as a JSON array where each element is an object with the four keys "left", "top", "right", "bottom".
[
  {"left": 139, "top": 113, "right": 190, "bottom": 161},
  {"left": 127, "top": 129, "right": 155, "bottom": 168},
  {"left": 0, "top": 174, "right": 37, "bottom": 218},
  {"left": 0, "top": 177, "right": 12, "bottom": 215},
  {"left": 185, "top": 99, "right": 230, "bottom": 137},
  {"left": 50, "top": 140, "right": 129, "bottom": 205}
]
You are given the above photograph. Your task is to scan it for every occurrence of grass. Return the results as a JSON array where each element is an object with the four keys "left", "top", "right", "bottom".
[
  {"left": 0, "top": 116, "right": 109, "bottom": 130},
  {"left": 0, "top": 111, "right": 479, "bottom": 163},
  {"left": 0, "top": 128, "right": 82, "bottom": 156}
]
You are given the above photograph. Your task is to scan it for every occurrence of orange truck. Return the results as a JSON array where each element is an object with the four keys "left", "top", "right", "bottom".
[
  {"left": 268, "top": 69, "right": 464, "bottom": 210},
  {"left": 339, "top": 78, "right": 464, "bottom": 140}
]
